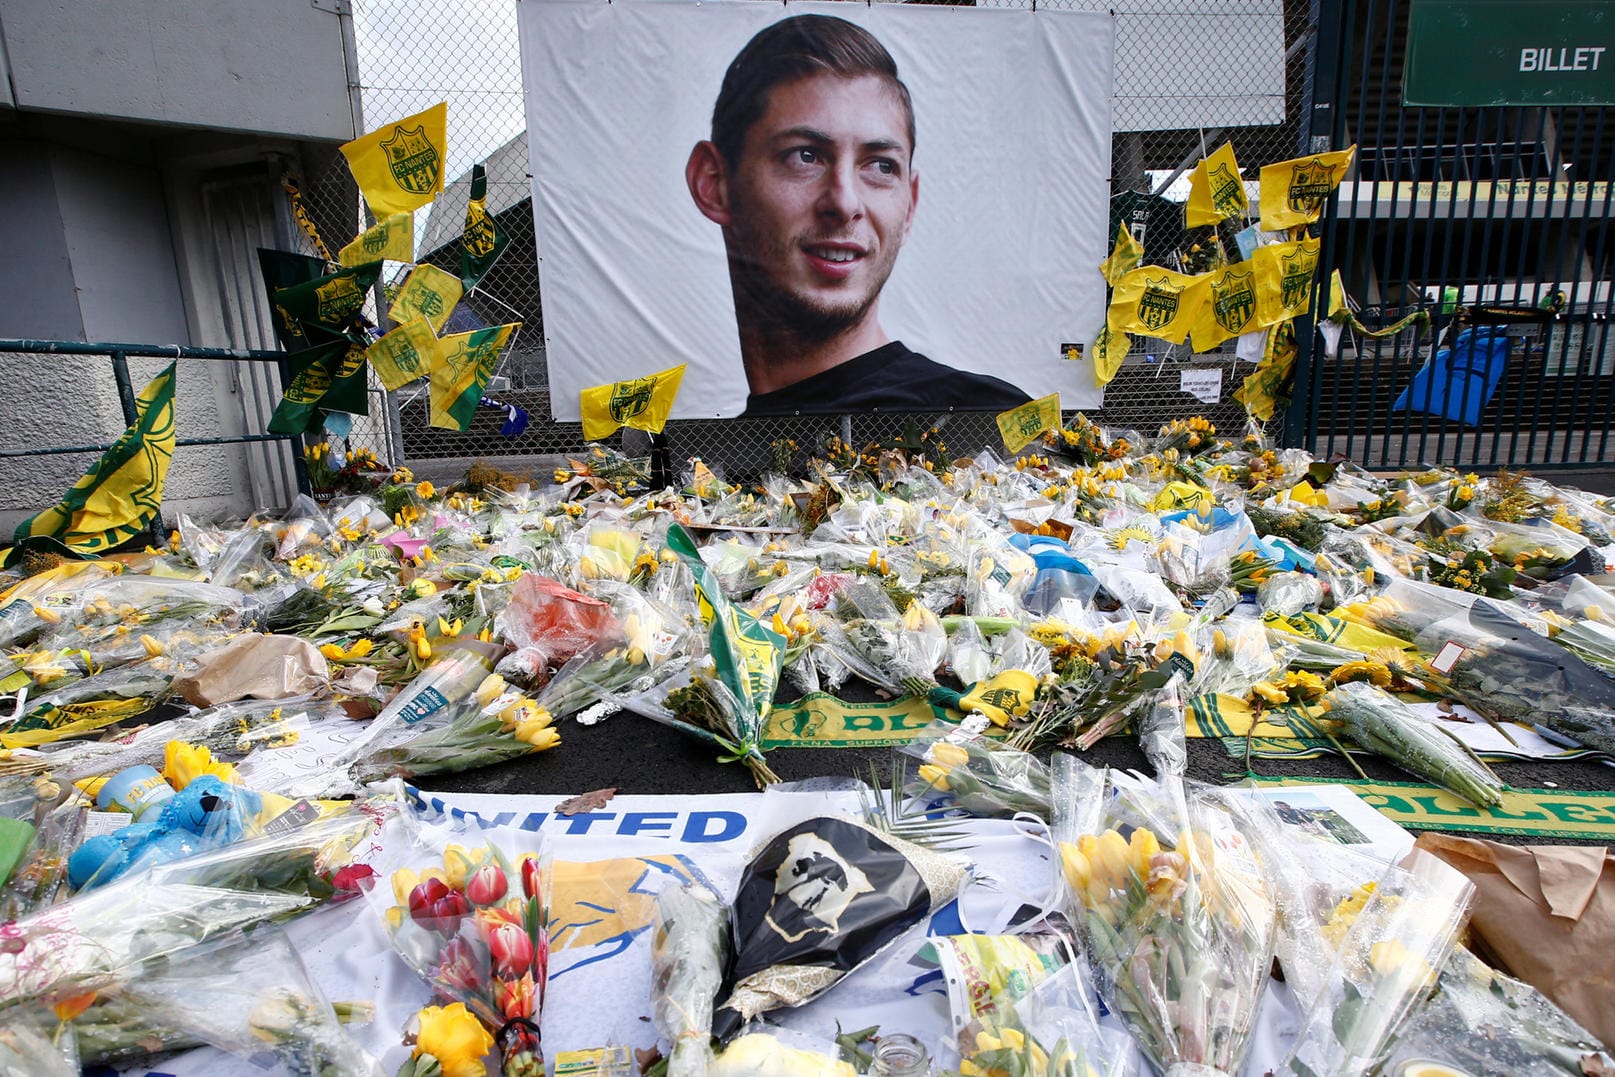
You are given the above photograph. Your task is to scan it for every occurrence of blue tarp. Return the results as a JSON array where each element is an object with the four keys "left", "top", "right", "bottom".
[{"left": 1392, "top": 328, "right": 1512, "bottom": 427}]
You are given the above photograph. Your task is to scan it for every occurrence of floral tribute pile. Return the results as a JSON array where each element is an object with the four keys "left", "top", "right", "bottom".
[{"left": 0, "top": 416, "right": 1613, "bottom": 1076}]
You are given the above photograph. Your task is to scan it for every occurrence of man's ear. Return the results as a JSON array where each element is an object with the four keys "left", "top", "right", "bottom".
[
  {"left": 902, "top": 170, "right": 920, "bottom": 241},
  {"left": 686, "top": 141, "right": 732, "bottom": 227}
]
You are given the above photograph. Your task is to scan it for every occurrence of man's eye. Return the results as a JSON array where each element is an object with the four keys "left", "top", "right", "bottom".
[
  {"left": 791, "top": 148, "right": 819, "bottom": 165},
  {"left": 870, "top": 159, "right": 899, "bottom": 177}
]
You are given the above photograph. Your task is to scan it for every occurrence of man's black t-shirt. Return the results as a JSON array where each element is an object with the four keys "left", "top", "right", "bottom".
[{"left": 739, "top": 342, "right": 1031, "bottom": 417}]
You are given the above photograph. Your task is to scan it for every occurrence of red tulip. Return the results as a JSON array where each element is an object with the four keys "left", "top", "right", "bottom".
[
  {"left": 436, "top": 936, "right": 482, "bottom": 994},
  {"left": 330, "top": 863, "right": 377, "bottom": 898},
  {"left": 520, "top": 856, "right": 542, "bottom": 900},
  {"left": 487, "top": 920, "right": 534, "bottom": 980},
  {"left": 408, "top": 878, "right": 471, "bottom": 936},
  {"left": 465, "top": 863, "right": 508, "bottom": 906},
  {"left": 496, "top": 971, "right": 537, "bottom": 1021}
]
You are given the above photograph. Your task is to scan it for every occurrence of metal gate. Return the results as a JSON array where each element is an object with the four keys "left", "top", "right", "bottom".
[{"left": 1291, "top": 0, "right": 1615, "bottom": 471}]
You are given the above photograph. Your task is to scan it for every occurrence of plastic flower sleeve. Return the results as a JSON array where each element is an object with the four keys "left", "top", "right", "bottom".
[
  {"left": 1277, "top": 849, "right": 1473, "bottom": 1077},
  {"left": 710, "top": 814, "right": 965, "bottom": 1043},
  {"left": 901, "top": 720, "right": 1052, "bottom": 819},
  {"left": 493, "top": 573, "right": 623, "bottom": 687},
  {"left": 1051, "top": 758, "right": 1278, "bottom": 1077},
  {"left": 1323, "top": 682, "right": 1505, "bottom": 808},
  {"left": 650, "top": 883, "right": 728, "bottom": 1077},
  {"left": 1010, "top": 964, "right": 1138, "bottom": 1077},
  {"left": 1136, "top": 672, "right": 1188, "bottom": 777},
  {"left": 112, "top": 924, "right": 385, "bottom": 1077},
  {"left": 0, "top": 1005, "right": 78, "bottom": 1077}
]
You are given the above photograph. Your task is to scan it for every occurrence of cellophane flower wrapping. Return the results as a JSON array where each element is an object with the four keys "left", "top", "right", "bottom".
[
  {"left": 650, "top": 883, "right": 728, "bottom": 1077},
  {"left": 365, "top": 801, "right": 550, "bottom": 1077},
  {"left": 109, "top": 923, "right": 385, "bottom": 1077},
  {"left": 0, "top": 1003, "right": 77, "bottom": 1076},
  {"left": 1276, "top": 850, "right": 1472, "bottom": 1077},
  {"left": 1052, "top": 758, "right": 1277, "bottom": 1077},
  {"left": 493, "top": 573, "right": 623, "bottom": 687},
  {"left": 821, "top": 580, "right": 948, "bottom": 698},
  {"left": 900, "top": 720, "right": 1052, "bottom": 819}
]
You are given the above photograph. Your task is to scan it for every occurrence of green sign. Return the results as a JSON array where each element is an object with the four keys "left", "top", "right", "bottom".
[{"left": 1405, "top": 0, "right": 1615, "bottom": 107}]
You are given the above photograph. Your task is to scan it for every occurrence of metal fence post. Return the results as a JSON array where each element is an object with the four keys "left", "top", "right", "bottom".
[{"left": 109, "top": 349, "right": 141, "bottom": 428}]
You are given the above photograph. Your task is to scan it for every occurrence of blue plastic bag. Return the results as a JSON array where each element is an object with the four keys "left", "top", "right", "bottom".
[{"left": 1392, "top": 328, "right": 1511, "bottom": 426}]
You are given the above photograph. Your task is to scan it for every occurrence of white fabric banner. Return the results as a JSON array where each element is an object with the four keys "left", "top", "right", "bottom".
[{"left": 519, "top": 0, "right": 1115, "bottom": 419}]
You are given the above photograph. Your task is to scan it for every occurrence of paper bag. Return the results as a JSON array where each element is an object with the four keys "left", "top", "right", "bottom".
[{"left": 172, "top": 633, "right": 329, "bottom": 707}]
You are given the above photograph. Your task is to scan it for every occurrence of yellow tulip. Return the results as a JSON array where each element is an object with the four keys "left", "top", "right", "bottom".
[
  {"left": 975, "top": 1032, "right": 1004, "bottom": 1053},
  {"left": 515, "top": 720, "right": 561, "bottom": 750},
  {"left": 999, "top": 1027, "right": 1025, "bottom": 1049},
  {"left": 441, "top": 844, "right": 478, "bottom": 890},
  {"left": 928, "top": 742, "right": 970, "bottom": 769},
  {"left": 475, "top": 674, "right": 508, "bottom": 709},
  {"left": 1058, "top": 843, "right": 1092, "bottom": 893},
  {"left": 916, "top": 764, "right": 950, "bottom": 792},
  {"left": 413, "top": 1002, "right": 493, "bottom": 1077},
  {"left": 1129, "top": 827, "right": 1161, "bottom": 878},
  {"left": 1092, "top": 829, "right": 1132, "bottom": 887}
]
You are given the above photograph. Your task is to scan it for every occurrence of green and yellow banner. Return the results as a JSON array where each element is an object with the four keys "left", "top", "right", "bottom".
[
  {"left": 578, "top": 364, "right": 686, "bottom": 442},
  {"left": 428, "top": 323, "right": 519, "bottom": 431},
  {"left": 339, "top": 102, "right": 447, "bottom": 217},
  {"left": 1255, "top": 776, "right": 1615, "bottom": 842},
  {"left": 338, "top": 211, "right": 413, "bottom": 267},
  {"left": 268, "top": 329, "right": 370, "bottom": 435},
  {"left": 997, "top": 393, "right": 1060, "bottom": 454},
  {"left": 1185, "top": 142, "right": 1249, "bottom": 228},
  {"left": 367, "top": 317, "right": 438, "bottom": 392},
  {"left": 390, "top": 264, "right": 462, "bottom": 335},
  {"left": 461, "top": 162, "right": 509, "bottom": 290},
  {"left": 273, "top": 261, "right": 383, "bottom": 334},
  {"left": 1259, "top": 146, "right": 1356, "bottom": 230},
  {"left": 1090, "top": 324, "right": 1132, "bottom": 388},
  {"left": 14, "top": 365, "right": 176, "bottom": 555}
]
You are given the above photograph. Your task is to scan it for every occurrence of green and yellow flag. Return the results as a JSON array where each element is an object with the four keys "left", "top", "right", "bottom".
[
  {"left": 1252, "top": 236, "right": 1321, "bottom": 326},
  {"left": 1233, "top": 319, "right": 1299, "bottom": 422},
  {"left": 367, "top": 316, "right": 438, "bottom": 391},
  {"left": 429, "top": 323, "right": 519, "bottom": 431},
  {"left": 579, "top": 364, "right": 686, "bottom": 442},
  {"left": 258, "top": 248, "right": 331, "bottom": 352},
  {"left": 15, "top": 364, "right": 176, "bottom": 554},
  {"left": 338, "top": 212, "right": 414, "bottom": 267},
  {"left": 1099, "top": 222, "right": 1144, "bottom": 286},
  {"left": 273, "top": 261, "right": 382, "bottom": 334},
  {"left": 460, "top": 163, "right": 509, "bottom": 290},
  {"left": 1259, "top": 146, "right": 1356, "bottom": 230},
  {"left": 390, "top": 264, "right": 462, "bottom": 334},
  {"left": 1091, "top": 323, "right": 1132, "bottom": 388},
  {"left": 1107, "top": 267, "right": 1204, "bottom": 344},
  {"left": 1185, "top": 143, "right": 1249, "bottom": 228},
  {"left": 1189, "top": 263, "right": 1260, "bottom": 351},
  {"left": 268, "top": 329, "right": 370, "bottom": 435},
  {"left": 996, "top": 392, "right": 1060, "bottom": 454},
  {"left": 339, "top": 102, "right": 448, "bottom": 217}
]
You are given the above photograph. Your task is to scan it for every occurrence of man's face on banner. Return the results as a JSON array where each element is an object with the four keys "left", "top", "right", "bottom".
[{"left": 723, "top": 73, "right": 919, "bottom": 341}]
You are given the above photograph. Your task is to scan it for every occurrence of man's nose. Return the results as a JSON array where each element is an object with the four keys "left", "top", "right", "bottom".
[{"left": 816, "top": 160, "right": 863, "bottom": 222}]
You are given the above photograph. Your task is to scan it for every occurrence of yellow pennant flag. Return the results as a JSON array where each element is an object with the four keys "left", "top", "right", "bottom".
[
  {"left": 1091, "top": 323, "right": 1132, "bottom": 387},
  {"left": 338, "top": 212, "right": 414, "bottom": 267},
  {"left": 429, "top": 323, "right": 519, "bottom": 431},
  {"left": 1107, "top": 267, "right": 1205, "bottom": 344},
  {"left": 1189, "top": 263, "right": 1260, "bottom": 351},
  {"left": 996, "top": 392, "right": 1061, "bottom": 454},
  {"left": 367, "top": 317, "right": 438, "bottom": 391},
  {"left": 579, "top": 365, "right": 686, "bottom": 442},
  {"left": 1185, "top": 143, "right": 1249, "bottom": 228},
  {"left": 1259, "top": 146, "right": 1356, "bottom": 230},
  {"left": 1326, "top": 268, "right": 1351, "bottom": 321},
  {"left": 15, "top": 365, "right": 176, "bottom": 554},
  {"left": 1252, "top": 236, "right": 1321, "bottom": 326},
  {"left": 1099, "top": 222, "right": 1144, "bottom": 286},
  {"left": 339, "top": 102, "right": 448, "bottom": 217},
  {"left": 390, "top": 264, "right": 462, "bottom": 334}
]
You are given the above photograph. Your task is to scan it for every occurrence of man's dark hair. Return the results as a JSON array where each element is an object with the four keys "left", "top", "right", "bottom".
[{"left": 710, "top": 14, "right": 916, "bottom": 171}]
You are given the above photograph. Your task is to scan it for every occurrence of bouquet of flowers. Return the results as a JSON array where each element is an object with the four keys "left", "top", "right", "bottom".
[
  {"left": 367, "top": 805, "right": 550, "bottom": 1077},
  {"left": 1053, "top": 759, "right": 1278, "bottom": 1077},
  {"left": 649, "top": 882, "right": 728, "bottom": 1077},
  {"left": 1322, "top": 682, "right": 1505, "bottom": 807},
  {"left": 901, "top": 720, "right": 1052, "bottom": 819}
]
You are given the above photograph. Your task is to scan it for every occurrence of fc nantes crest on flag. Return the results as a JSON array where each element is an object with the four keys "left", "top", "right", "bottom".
[
  {"left": 338, "top": 212, "right": 414, "bottom": 267},
  {"left": 1190, "top": 264, "right": 1259, "bottom": 351},
  {"left": 269, "top": 329, "right": 370, "bottom": 435},
  {"left": 273, "top": 261, "right": 383, "bottom": 333},
  {"left": 460, "top": 163, "right": 508, "bottom": 290},
  {"left": 15, "top": 365, "right": 176, "bottom": 554},
  {"left": 390, "top": 264, "right": 462, "bottom": 335},
  {"left": 1252, "top": 236, "right": 1321, "bottom": 326},
  {"left": 1099, "top": 222, "right": 1143, "bottom": 287},
  {"left": 997, "top": 393, "right": 1060, "bottom": 454},
  {"left": 1108, "top": 267, "right": 1202, "bottom": 344},
  {"left": 1185, "top": 143, "right": 1249, "bottom": 228},
  {"left": 367, "top": 317, "right": 438, "bottom": 392},
  {"left": 339, "top": 103, "right": 448, "bottom": 217},
  {"left": 579, "top": 365, "right": 686, "bottom": 442},
  {"left": 1259, "top": 146, "right": 1355, "bottom": 230},
  {"left": 429, "top": 323, "right": 519, "bottom": 431}
]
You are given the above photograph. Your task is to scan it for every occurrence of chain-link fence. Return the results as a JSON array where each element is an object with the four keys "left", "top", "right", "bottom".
[{"left": 297, "top": 0, "right": 1318, "bottom": 479}]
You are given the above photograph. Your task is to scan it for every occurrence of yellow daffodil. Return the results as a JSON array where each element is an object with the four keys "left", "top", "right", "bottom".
[
  {"left": 413, "top": 1002, "right": 493, "bottom": 1077},
  {"left": 161, "top": 741, "right": 239, "bottom": 790},
  {"left": 319, "top": 639, "right": 375, "bottom": 663},
  {"left": 406, "top": 621, "right": 432, "bottom": 662}
]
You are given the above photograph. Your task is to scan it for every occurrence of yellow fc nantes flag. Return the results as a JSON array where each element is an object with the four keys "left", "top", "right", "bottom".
[
  {"left": 1252, "top": 236, "right": 1321, "bottom": 326},
  {"left": 429, "top": 323, "right": 519, "bottom": 431},
  {"left": 1190, "top": 263, "right": 1260, "bottom": 351},
  {"left": 1091, "top": 323, "right": 1132, "bottom": 387},
  {"left": 338, "top": 212, "right": 414, "bottom": 267},
  {"left": 579, "top": 365, "right": 686, "bottom": 442},
  {"left": 1259, "top": 146, "right": 1356, "bottom": 230},
  {"left": 367, "top": 316, "right": 438, "bottom": 391},
  {"left": 996, "top": 392, "right": 1060, "bottom": 455},
  {"left": 1099, "top": 222, "right": 1144, "bottom": 286},
  {"left": 1107, "top": 267, "right": 1204, "bottom": 345},
  {"left": 1233, "top": 319, "right": 1299, "bottom": 421},
  {"left": 390, "top": 263, "right": 462, "bottom": 335},
  {"left": 339, "top": 102, "right": 448, "bottom": 217},
  {"left": 15, "top": 365, "right": 176, "bottom": 554},
  {"left": 1186, "top": 143, "right": 1249, "bottom": 228}
]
